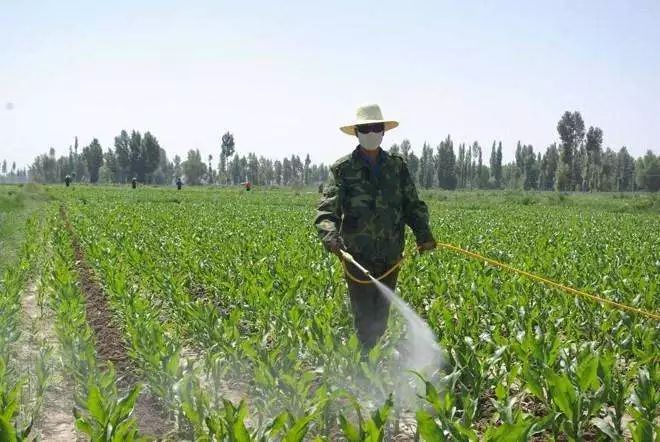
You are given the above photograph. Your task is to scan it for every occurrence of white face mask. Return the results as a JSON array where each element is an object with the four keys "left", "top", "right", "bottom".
[{"left": 357, "top": 131, "right": 384, "bottom": 151}]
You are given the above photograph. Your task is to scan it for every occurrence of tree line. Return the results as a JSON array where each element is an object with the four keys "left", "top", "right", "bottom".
[
  {"left": 390, "top": 111, "right": 658, "bottom": 192},
  {"left": 0, "top": 160, "right": 28, "bottom": 184},
  {"left": 2, "top": 110, "right": 658, "bottom": 191},
  {"left": 17, "top": 130, "right": 331, "bottom": 187}
]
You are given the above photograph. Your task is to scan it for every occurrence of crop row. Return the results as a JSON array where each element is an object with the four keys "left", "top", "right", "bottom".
[{"left": 48, "top": 187, "right": 660, "bottom": 440}]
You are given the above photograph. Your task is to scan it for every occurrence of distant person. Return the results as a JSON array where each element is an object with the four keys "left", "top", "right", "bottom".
[
  {"left": 65, "top": 174, "right": 72, "bottom": 187},
  {"left": 131, "top": 177, "right": 137, "bottom": 189},
  {"left": 176, "top": 177, "right": 182, "bottom": 190},
  {"left": 315, "top": 104, "right": 436, "bottom": 350},
  {"left": 245, "top": 181, "right": 251, "bottom": 191}
]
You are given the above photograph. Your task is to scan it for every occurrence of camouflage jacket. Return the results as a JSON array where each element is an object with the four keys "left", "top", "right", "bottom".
[{"left": 315, "top": 147, "right": 434, "bottom": 267}]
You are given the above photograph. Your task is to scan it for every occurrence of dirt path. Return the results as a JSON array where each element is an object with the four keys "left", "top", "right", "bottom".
[
  {"left": 60, "top": 206, "right": 172, "bottom": 439},
  {"left": 19, "top": 281, "right": 80, "bottom": 442}
]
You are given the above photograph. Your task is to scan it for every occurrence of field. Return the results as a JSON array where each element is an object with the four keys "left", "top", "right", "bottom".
[{"left": 0, "top": 185, "right": 658, "bottom": 441}]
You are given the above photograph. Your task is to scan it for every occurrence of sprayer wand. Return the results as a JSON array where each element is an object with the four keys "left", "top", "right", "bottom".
[
  {"left": 339, "top": 249, "right": 408, "bottom": 284},
  {"left": 340, "top": 250, "right": 372, "bottom": 278}
]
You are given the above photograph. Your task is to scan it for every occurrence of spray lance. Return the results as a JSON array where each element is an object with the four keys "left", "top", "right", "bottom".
[
  {"left": 339, "top": 247, "right": 416, "bottom": 284},
  {"left": 340, "top": 250, "right": 373, "bottom": 280}
]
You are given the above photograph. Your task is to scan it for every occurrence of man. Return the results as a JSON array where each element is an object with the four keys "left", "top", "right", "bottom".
[
  {"left": 65, "top": 174, "right": 72, "bottom": 187},
  {"left": 176, "top": 176, "right": 183, "bottom": 190},
  {"left": 315, "top": 104, "right": 436, "bottom": 349},
  {"left": 131, "top": 177, "right": 137, "bottom": 189}
]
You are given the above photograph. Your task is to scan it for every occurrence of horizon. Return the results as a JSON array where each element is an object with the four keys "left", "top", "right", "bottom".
[{"left": 2, "top": 1, "right": 659, "bottom": 170}]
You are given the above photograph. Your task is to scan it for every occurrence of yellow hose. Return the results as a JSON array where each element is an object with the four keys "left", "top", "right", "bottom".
[
  {"left": 339, "top": 242, "right": 660, "bottom": 322},
  {"left": 341, "top": 254, "right": 404, "bottom": 284}
]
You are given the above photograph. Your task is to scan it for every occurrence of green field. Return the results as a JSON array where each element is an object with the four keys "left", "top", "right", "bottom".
[{"left": 1, "top": 185, "right": 658, "bottom": 441}]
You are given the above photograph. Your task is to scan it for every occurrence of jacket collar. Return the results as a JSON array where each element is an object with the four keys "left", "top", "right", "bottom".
[{"left": 351, "top": 146, "right": 388, "bottom": 169}]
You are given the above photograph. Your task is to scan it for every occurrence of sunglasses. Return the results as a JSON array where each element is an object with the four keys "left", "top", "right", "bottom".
[{"left": 355, "top": 123, "right": 385, "bottom": 134}]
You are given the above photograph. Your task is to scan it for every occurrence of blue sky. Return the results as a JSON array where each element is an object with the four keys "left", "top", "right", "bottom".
[{"left": 1, "top": 0, "right": 659, "bottom": 168}]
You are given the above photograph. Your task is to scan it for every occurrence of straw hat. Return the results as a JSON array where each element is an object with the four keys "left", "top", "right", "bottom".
[{"left": 339, "top": 104, "right": 399, "bottom": 135}]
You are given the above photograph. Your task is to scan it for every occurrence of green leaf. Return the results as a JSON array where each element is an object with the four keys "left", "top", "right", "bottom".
[
  {"left": 371, "top": 395, "right": 393, "bottom": 428},
  {"left": 448, "top": 420, "right": 478, "bottom": 441},
  {"left": 74, "top": 418, "right": 93, "bottom": 436},
  {"left": 229, "top": 403, "right": 250, "bottom": 442},
  {"left": 362, "top": 419, "right": 384, "bottom": 442},
  {"left": 548, "top": 335, "right": 561, "bottom": 365},
  {"left": 523, "top": 367, "right": 544, "bottom": 401},
  {"left": 339, "top": 414, "right": 361, "bottom": 442},
  {"left": 495, "top": 382, "right": 507, "bottom": 401},
  {"left": 424, "top": 380, "right": 443, "bottom": 412},
  {"left": 87, "top": 385, "right": 107, "bottom": 425},
  {"left": 283, "top": 413, "right": 315, "bottom": 442},
  {"left": 1, "top": 381, "right": 22, "bottom": 421},
  {"left": 591, "top": 417, "right": 619, "bottom": 441},
  {"left": 484, "top": 417, "right": 536, "bottom": 441},
  {"left": 111, "top": 418, "right": 140, "bottom": 442},
  {"left": 264, "top": 412, "right": 288, "bottom": 438},
  {"left": 629, "top": 418, "right": 652, "bottom": 442},
  {"left": 0, "top": 415, "right": 17, "bottom": 442},
  {"left": 576, "top": 354, "right": 599, "bottom": 391},
  {"left": 115, "top": 384, "right": 141, "bottom": 422},
  {"left": 416, "top": 410, "right": 445, "bottom": 442},
  {"left": 165, "top": 350, "right": 181, "bottom": 376},
  {"left": 548, "top": 373, "right": 576, "bottom": 420},
  {"left": 182, "top": 402, "right": 202, "bottom": 427}
]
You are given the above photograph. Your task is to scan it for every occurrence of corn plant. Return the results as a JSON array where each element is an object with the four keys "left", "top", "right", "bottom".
[
  {"left": 39, "top": 211, "right": 144, "bottom": 441},
  {"left": 0, "top": 216, "right": 49, "bottom": 442},
  {"left": 627, "top": 365, "right": 659, "bottom": 442},
  {"left": 73, "top": 377, "right": 143, "bottom": 442},
  {"left": 42, "top": 186, "right": 660, "bottom": 439}
]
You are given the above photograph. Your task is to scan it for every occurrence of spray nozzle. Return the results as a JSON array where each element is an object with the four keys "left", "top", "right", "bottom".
[{"left": 340, "top": 250, "right": 372, "bottom": 278}]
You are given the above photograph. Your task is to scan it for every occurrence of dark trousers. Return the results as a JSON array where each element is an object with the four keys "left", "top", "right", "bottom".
[{"left": 346, "top": 261, "right": 399, "bottom": 350}]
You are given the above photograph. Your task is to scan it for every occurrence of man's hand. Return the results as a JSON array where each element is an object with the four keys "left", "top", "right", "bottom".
[
  {"left": 324, "top": 236, "right": 346, "bottom": 256},
  {"left": 418, "top": 240, "right": 436, "bottom": 254}
]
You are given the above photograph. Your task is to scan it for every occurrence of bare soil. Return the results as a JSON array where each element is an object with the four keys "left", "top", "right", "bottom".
[
  {"left": 19, "top": 281, "right": 80, "bottom": 442},
  {"left": 60, "top": 206, "right": 172, "bottom": 439}
]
